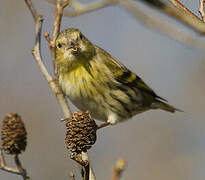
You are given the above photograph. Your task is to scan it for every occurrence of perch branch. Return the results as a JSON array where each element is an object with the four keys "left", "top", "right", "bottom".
[
  {"left": 24, "top": 0, "right": 95, "bottom": 179},
  {"left": 111, "top": 159, "right": 126, "bottom": 180},
  {"left": 0, "top": 149, "right": 29, "bottom": 179},
  {"left": 199, "top": 0, "right": 205, "bottom": 22}
]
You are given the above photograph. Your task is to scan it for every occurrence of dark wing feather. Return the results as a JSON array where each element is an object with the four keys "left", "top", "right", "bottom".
[
  {"left": 115, "top": 68, "right": 167, "bottom": 102},
  {"left": 96, "top": 46, "right": 167, "bottom": 102}
]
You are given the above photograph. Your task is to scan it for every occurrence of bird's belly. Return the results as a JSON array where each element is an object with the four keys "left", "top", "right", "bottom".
[
  {"left": 59, "top": 75, "right": 149, "bottom": 123},
  {"left": 59, "top": 77, "right": 108, "bottom": 121}
]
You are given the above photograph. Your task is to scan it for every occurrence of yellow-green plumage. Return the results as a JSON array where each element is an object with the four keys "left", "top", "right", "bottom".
[{"left": 55, "top": 28, "right": 179, "bottom": 124}]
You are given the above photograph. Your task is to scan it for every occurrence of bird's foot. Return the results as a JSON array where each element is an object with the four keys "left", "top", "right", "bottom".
[{"left": 97, "top": 122, "right": 111, "bottom": 130}]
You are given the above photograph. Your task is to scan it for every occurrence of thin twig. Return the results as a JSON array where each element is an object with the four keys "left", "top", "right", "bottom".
[
  {"left": 65, "top": 0, "right": 117, "bottom": 17},
  {"left": 50, "top": 0, "right": 205, "bottom": 50},
  {"left": 25, "top": 0, "right": 37, "bottom": 20},
  {"left": 97, "top": 122, "right": 110, "bottom": 130},
  {"left": 0, "top": 149, "right": 29, "bottom": 179},
  {"left": 13, "top": 154, "right": 28, "bottom": 180},
  {"left": 49, "top": 0, "right": 69, "bottom": 78},
  {"left": 25, "top": 0, "right": 71, "bottom": 120},
  {"left": 0, "top": 149, "right": 20, "bottom": 175},
  {"left": 60, "top": 0, "right": 205, "bottom": 34},
  {"left": 111, "top": 159, "right": 126, "bottom": 180},
  {"left": 118, "top": 0, "right": 205, "bottom": 51},
  {"left": 139, "top": 0, "right": 205, "bottom": 34},
  {"left": 44, "top": 32, "right": 52, "bottom": 46},
  {"left": 48, "top": 0, "right": 116, "bottom": 16},
  {"left": 168, "top": 0, "right": 200, "bottom": 21},
  {"left": 199, "top": 0, "right": 205, "bottom": 22},
  {"left": 0, "top": 148, "right": 6, "bottom": 165},
  {"left": 24, "top": 0, "right": 95, "bottom": 179}
]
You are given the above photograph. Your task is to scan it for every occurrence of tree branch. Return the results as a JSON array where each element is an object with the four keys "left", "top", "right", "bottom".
[
  {"left": 49, "top": 0, "right": 69, "bottom": 78},
  {"left": 25, "top": 0, "right": 72, "bottom": 126},
  {"left": 199, "top": 0, "right": 205, "bottom": 22},
  {"left": 48, "top": 0, "right": 205, "bottom": 50},
  {"left": 0, "top": 149, "right": 19, "bottom": 175},
  {"left": 139, "top": 0, "right": 205, "bottom": 34},
  {"left": 0, "top": 149, "right": 29, "bottom": 179},
  {"left": 168, "top": 0, "right": 200, "bottom": 21},
  {"left": 13, "top": 154, "right": 28, "bottom": 180},
  {"left": 24, "top": 0, "right": 95, "bottom": 179},
  {"left": 118, "top": 0, "right": 205, "bottom": 51},
  {"left": 59, "top": 0, "right": 205, "bottom": 34},
  {"left": 48, "top": 0, "right": 117, "bottom": 16},
  {"left": 66, "top": 0, "right": 117, "bottom": 17}
]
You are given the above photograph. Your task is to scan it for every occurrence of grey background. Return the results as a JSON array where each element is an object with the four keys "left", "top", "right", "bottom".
[{"left": 0, "top": 0, "right": 205, "bottom": 180}]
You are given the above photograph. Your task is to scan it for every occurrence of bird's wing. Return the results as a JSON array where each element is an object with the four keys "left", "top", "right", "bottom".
[{"left": 97, "top": 46, "right": 167, "bottom": 102}]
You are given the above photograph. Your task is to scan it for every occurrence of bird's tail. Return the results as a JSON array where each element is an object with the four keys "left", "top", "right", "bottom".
[{"left": 151, "top": 100, "right": 182, "bottom": 113}]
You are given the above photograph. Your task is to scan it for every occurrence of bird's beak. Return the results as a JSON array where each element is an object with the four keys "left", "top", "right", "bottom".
[{"left": 67, "top": 41, "right": 79, "bottom": 51}]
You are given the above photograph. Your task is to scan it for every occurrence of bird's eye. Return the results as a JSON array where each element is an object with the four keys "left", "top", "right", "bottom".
[
  {"left": 57, "top": 43, "right": 62, "bottom": 48},
  {"left": 69, "top": 41, "right": 75, "bottom": 47},
  {"left": 79, "top": 33, "right": 83, "bottom": 40}
]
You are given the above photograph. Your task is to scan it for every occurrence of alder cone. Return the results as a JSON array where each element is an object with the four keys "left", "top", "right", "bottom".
[
  {"left": 1, "top": 113, "right": 27, "bottom": 155},
  {"left": 65, "top": 111, "right": 97, "bottom": 154}
]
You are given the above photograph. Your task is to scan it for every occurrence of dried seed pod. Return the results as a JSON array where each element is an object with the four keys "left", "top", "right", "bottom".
[
  {"left": 1, "top": 113, "right": 27, "bottom": 155},
  {"left": 65, "top": 111, "right": 97, "bottom": 154}
]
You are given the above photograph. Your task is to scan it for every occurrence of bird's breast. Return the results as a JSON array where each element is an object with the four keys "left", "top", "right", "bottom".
[{"left": 58, "top": 66, "right": 110, "bottom": 121}]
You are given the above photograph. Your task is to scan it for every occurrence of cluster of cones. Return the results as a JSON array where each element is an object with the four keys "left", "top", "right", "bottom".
[{"left": 1, "top": 111, "right": 98, "bottom": 156}]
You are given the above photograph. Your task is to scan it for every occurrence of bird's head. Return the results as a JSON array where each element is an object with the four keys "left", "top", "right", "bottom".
[{"left": 55, "top": 28, "right": 96, "bottom": 69}]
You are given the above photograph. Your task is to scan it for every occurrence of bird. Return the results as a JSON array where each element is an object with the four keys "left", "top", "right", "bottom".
[{"left": 55, "top": 28, "right": 180, "bottom": 125}]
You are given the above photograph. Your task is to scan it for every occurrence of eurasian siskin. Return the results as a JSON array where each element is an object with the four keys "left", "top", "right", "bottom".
[{"left": 55, "top": 28, "right": 180, "bottom": 124}]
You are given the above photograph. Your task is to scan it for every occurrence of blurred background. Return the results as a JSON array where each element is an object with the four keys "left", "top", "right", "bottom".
[{"left": 0, "top": 0, "right": 205, "bottom": 179}]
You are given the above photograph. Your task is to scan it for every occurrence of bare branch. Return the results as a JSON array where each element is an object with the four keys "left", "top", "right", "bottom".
[
  {"left": 52, "top": 0, "right": 68, "bottom": 42},
  {"left": 61, "top": 0, "right": 205, "bottom": 34},
  {"left": 199, "top": 0, "right": 205, "bottom": 22},
  {"left": 111, "top": 159, "right": 126, "bottom": 180},
  {"left": 50, "top": 0, "right": 205, "bottom": 50},
  {"left": 25, "top": 0, "right": 37, "bottom": 20},
  {"left": 0, "top": 149, "right": 6, "bottom": 165},
  {"left": 97, "top": 122, "right": 110, "bottom": 129},
  {"left": 168, "top": 0, "right": 200, "bottom": 21},
  {"left": 0, "top": 149, "right": 29, "bottom": 179},
  {"left": 65, "top": 0, "right": 117, "bottom": 17},
  {"left": 13, "top": 154, "right": 28, "bottom": 180},
  {"left": 25, "top": 0, "right": 96, "bottom": 179},
  {"left": 44, "top": 32, "right": 52, "bottom": 46},
  {"left": 0, "top": 149, "right": 20, "bottom": 175},
  {"left": 49, "top": 0, "right": 70, "bottom": 78},
  {"left": 25, "top": 0, "right": 71, "bottom": 118},
  {"left": 139, "top": 0, "right": 205, "bottom": 34},
  {"left": 118, "top": 0, "right": 205, "bottom": 51}
]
